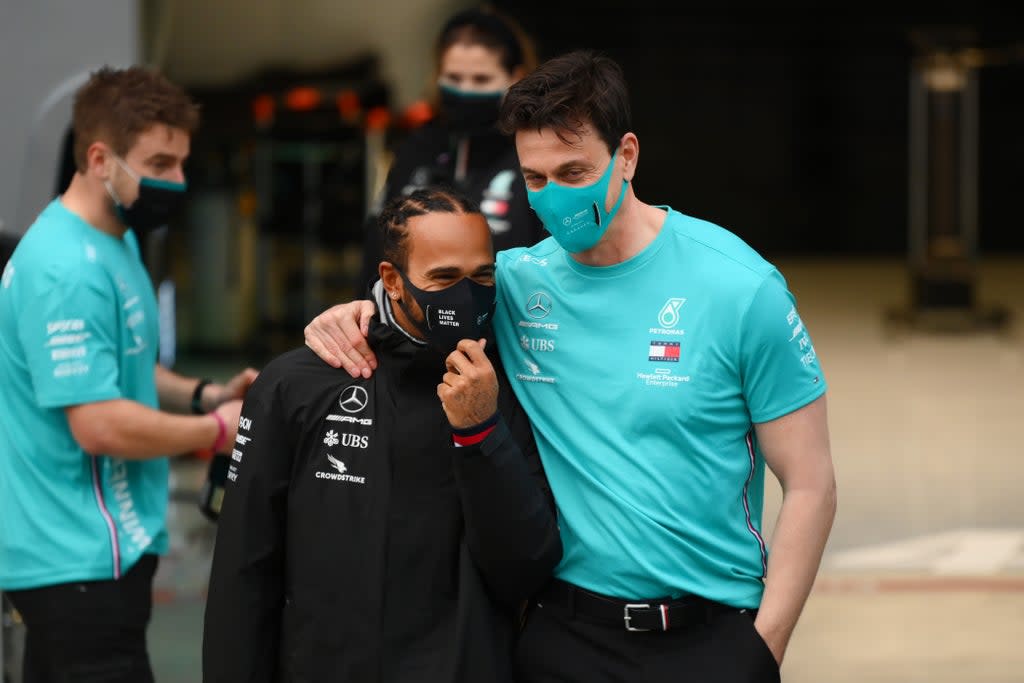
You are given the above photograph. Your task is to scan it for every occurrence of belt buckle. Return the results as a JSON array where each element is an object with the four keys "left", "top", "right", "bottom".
[{"left": 623, "top": 603, "right": 651, "bottom": 632}]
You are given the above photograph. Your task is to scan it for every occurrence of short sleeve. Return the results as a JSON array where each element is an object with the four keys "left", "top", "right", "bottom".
[
  {"left": 18, "top": 265, "right": 122, "bottom": 408},
  {"left": 739, "top": 269, "right": 827, "bottom": 423}
]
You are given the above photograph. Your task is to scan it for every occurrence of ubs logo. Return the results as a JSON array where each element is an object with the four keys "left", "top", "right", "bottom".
[
  {"left": 526, "top": 292, "right": 552, "bottom": 319},
  {"left": 339, "top": 385, "right": 368, "bottom": 414},
  {"left": 520, "top": 335, "right": 555, "bottom": 352}
]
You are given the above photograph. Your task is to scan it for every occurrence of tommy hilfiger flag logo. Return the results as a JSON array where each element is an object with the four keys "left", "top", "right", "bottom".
[{"left": 649, "top": 341, "right": 681, "bottom": 362}]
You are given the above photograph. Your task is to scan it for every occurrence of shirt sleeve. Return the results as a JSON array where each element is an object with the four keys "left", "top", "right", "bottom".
[
  {"left": 17, "top": 263, "right": 122, "bottom": 409},
  {"left": 203, "top": 376, "right": 290, "bottom": 683},
  {"left": 739, "top": 269, "right": 827, "bottom": 423}
]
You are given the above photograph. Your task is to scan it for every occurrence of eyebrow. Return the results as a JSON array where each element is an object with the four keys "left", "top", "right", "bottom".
[
  {"left": 443, "top": 70, "right": 494, "bottom": 78},
  {"left": 424, "top": 263, "right": 495, "bottom": 279},
  {"left": 144, "top": 153, "right": 180, "bottom": 165},
  {"left": 520, "top": 158, "right": 590, "bottom": 176}
]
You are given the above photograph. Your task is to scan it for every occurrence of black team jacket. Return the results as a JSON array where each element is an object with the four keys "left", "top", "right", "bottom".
[{"left": 202, "top": 315, "right": 561, "bottom": 682}]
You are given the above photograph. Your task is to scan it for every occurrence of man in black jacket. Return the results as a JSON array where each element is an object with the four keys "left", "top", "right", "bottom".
[{"left": 202, "top": 187, "right": 561, "bottom": 682}]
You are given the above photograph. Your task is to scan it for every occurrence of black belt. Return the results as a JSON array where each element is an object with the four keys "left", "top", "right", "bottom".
[{"left": 536, "top": 579, "right": 741, "bottom": 632}]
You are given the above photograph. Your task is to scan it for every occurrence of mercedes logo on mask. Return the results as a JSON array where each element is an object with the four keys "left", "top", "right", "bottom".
[
  {"left": 339, "top": 385, "right": 369, "bottom": 414},
  {"left": 526, "top": 292, "right": 552, "bottom": 319}
]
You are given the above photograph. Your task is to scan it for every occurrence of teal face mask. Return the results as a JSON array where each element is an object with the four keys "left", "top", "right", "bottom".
[{"left": 526, "top": 149, "right": 627, "bottom": 253}]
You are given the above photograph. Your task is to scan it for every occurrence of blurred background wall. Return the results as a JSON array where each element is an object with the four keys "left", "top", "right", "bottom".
[
  {"left": 157, "top": 0, "right": 470, "bottom": 109},
  {"left": 0, "top": 0, "right": 139, "bottom": 241}
]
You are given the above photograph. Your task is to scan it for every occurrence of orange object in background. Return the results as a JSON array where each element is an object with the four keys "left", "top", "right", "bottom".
[
  {"left": 365, "top": 105, "right": 391, "bottom": 132},
  {"left": 237, "top": 188, "right": 258, "bottom": 219},
  {"left": 252, "top": 94, "right": 275, "bottom": 125},
  {"left": 401, "top": 99, "right": 434, "bottom": 129},
  {"left": 285, "top": 86, "right": 322, "bottom": 111},
  {"left": 336, "top": 89, "right": 362, "bottom": 121}
]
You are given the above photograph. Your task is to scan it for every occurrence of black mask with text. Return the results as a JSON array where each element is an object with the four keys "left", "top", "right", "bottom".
[{"left": 396, "top": 270, "right": 496, "bottom": 355}]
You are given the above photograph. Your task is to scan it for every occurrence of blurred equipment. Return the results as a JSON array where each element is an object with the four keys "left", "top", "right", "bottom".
[
  {"left": 251, "top": 76, "right": 388, "bottom": 340},
  {"left": 895, "top": 28, "right": 1023, "bottom": 332},
  {"left": 249, "top": 59, "right": 390, "bottom": 353},
  {"left": 198, "top": 454, "right": 231, "bottom": 522},
  {"left": 1, "top": 594, "right": 24, "bottom": 683},
  {"left": 182, "top": 182, "right": 256, "bottom": 351},
  {"left": 176, "top": 55, "right": 392, "bottom": 357}
]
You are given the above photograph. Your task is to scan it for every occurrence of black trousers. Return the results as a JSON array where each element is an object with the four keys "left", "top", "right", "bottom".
[
  {"left": 514, "top": 597, "right": 780, "bottom": 683},
  {"left": 5, "top": 554, "right": 158, "bottom": 683}
]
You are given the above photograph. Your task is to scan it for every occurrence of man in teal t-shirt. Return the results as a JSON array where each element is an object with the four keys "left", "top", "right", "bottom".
[
  {"left": 304, "top": 50, "right": 837, "bottom": 682},
  {"left": 495, "top": 51, "right": 835, "bottom": 683},
  {"left": 0, "top": 200, "right": 168, "bottom": 589},
  {"left": 495, "top": 209, "right": 825, "bottom": 611},
  {"left": 0, "top": 66, "right": 256, "bottom": 683}
]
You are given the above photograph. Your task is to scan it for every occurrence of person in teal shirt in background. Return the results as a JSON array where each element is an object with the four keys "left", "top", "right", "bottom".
[
  {"left": 305, "top": 49, "right": 837, "bottom": 683},
  {"left": 0, "top": 66, "right": 256, "bottom": 683}
]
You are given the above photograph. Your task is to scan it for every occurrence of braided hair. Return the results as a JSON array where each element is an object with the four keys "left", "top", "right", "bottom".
[{"left": 378, "top": 187, "right": 482, "bottom": 271}]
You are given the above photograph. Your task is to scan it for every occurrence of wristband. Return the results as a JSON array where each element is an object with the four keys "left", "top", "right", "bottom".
[
  {"left": 210, "top": 411, "right": 229, "bottom": 452},
  {"left": 191, "top": 378, "right": 212, "bottom": 415},
  {"left": 451, "top": 412, "right": 499, "bottom": 448}
]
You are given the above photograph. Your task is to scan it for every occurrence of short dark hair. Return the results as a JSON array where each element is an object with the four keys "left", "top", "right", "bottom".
[
  {"left": 379, "top": 187, "right": 482, "bottom": 271},
  {"left": 498, "top": 49, "right": 630, "bottom": 153},
  {"left": 436, "top": 6, "right": 537, "bottom": 76},
  {"left": 72, "top": 66, "right": 200, "bottom": 172}
]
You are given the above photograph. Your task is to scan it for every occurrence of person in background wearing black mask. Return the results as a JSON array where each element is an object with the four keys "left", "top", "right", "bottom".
[
  {"left": 0, "top": 66, "right": 256, "bottom": 683},
  {"left": 357, "top": 5, "right": 547, "bottom": 290},
  {"left": 202, "top": 187, "right": 561, "bottom": 683}
]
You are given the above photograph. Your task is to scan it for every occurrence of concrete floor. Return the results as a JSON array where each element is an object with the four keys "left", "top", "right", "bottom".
[
  {"left": 783, "top": 585, "right": 1024, "bottom": 682},
  {"left": 10, "top": 256, "right": 1023, "bottom": 682}
]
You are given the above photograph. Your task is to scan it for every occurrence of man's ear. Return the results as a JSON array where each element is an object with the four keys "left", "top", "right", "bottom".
[
  {"left": 620, "top": 132, "right": 639, "bottom": 183},
  {"left": 86, "top": 141, "right": 113, "bottom": 180},
  {"left": 379, "top": 262, "right": 403, "bottom": 301}
]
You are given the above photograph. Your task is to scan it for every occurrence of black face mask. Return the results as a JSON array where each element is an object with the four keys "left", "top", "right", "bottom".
[
  {"left": 396, "top": 270, "right": 496, "bottom": 355},
  {"left": 439, "top": 84, "right": 503, "bottom": 134},
  {"left": 106, "top": 157, "right": 188, "bottom": 232}
]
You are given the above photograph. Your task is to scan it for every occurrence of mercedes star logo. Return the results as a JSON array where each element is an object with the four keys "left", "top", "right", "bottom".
[
  {"left": 339, "top": 385, "right": 369, "bottom": 414},
  {"left": 526, "top": 292, "right": 552, "bottom": 319}
]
